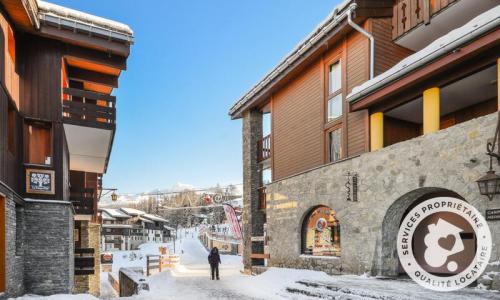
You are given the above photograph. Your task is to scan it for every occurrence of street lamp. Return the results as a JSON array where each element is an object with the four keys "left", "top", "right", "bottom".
[
  {"left": 111, "top": 192, "right": 118, "bottom": 202},
  {"left": 477, "top": 114, "right": 500, "bottom": 201}
]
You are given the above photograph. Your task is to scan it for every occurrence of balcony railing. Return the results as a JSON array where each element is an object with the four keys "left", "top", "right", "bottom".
[
  {"left": 75, "top": 247, "right": 95, "bottom": 276},
  {"left": 70, "top": 187, "right": 95, "bottom": 215},
  {"left": 257, "top": 134, "right": 271, "bottom": 162},
  {"left": 62, "top": 88, "right": 116, "bottom": 130},
  {"left": 392, "top": 0, "right": 457, "bottom": 40}
]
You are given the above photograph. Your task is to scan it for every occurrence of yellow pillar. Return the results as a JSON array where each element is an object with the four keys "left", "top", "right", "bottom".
[
  {"left": 370, "top": 112, "right": 384, "bottom": 151},
  {"left": 423, "top": 87, "right": 440, "bottom": 134},
  {"left": 497, "top": 58, "right": 500, "bottom": 110}
]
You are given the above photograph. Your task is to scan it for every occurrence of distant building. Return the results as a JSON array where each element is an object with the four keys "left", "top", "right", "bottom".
[{"left": 100, "top": 208, "right": 174, "bottom": 251}]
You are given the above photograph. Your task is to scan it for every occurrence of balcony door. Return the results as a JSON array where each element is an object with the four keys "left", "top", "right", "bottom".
[{"left": 0, "top": 195, "right": 5, "bottom": 293}]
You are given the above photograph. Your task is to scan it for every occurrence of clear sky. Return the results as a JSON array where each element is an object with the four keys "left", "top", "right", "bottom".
[{"left": 51, "top": 0, "right": 340, "bottom": 193}]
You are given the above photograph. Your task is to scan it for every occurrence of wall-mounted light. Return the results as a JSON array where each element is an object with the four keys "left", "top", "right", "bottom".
[{"left": 477, "top": 112, "right": 500, "bottom": 201}]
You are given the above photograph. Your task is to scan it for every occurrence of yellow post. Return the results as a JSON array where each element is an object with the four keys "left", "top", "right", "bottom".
[
  {"left": 423, "top": 87, "right": 440, "bottom": 134},
  {"left": 497, "top": 58, "right": 500, "bottom": 110},
  {"left": 370, "top": 112, "right": 384, "bottom": 151}
]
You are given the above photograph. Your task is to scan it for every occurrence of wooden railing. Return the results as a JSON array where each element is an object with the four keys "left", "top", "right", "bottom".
[
  {"left": 62, "top": 88, "right": 116, "bottom": 130},
  {"left": 257, "top": 134, "right": 271, "bottom": 162},
  {"left": 258, "top": 186, "right": 266, "bottom": 210},
  {"left": 392, "top": 0, "right": 457, "bottom": 40},
  {"left": 70, "top": 187, "right": 95, "bottom": 215},
  {"left": 75, "top": 247, "right": 95, "bottom": 275}
]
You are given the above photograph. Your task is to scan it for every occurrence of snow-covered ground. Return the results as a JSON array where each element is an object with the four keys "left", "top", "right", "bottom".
[{"left": 9, "top": 228, "right": 500, "bottom": 299}]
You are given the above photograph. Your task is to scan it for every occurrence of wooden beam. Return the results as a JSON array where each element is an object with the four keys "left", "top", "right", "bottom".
[
  {"left": 68, "top": 67, "right": 118, "bottom": 88},
  {"left": 64, "top": 44, "right": 127, "bottom": 71}
]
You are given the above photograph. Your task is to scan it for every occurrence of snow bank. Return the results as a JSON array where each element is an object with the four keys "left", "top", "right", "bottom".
[{"left": 8, "top": 295, "right": 98, "bottom": 300}]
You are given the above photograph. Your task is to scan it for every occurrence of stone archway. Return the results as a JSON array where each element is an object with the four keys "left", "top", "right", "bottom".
[{"left": 380, "top": 187, "right": 464, "bottom": 276}]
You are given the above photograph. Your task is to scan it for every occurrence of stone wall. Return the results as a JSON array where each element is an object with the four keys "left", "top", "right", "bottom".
[
  {"left": 23, "top": 200, "right": 74, "bottom": 295},
  {"left": 264, "top": 113, "right": 500, "bottom": 276},
  {"left": 74, "top": 221, "right": 100, "bottom": 297},
  {"left": 242, "top": 109, "right": 266, "bottom": 271},
  {"left": 2, "top": 183, "right": 25, "bottom": 298}
]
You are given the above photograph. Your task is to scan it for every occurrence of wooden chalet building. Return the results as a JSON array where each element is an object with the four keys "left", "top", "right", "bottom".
[
  {"left": 229, "top": 0, "right": 500, "bottom": 286},
  {"left": 0, "top": 0, "right": 132, "bottom": 297}
]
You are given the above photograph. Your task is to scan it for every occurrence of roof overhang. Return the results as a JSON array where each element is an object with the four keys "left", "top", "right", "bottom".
[
  {"left": 64, "top": 123, "right": 114, "bottom": 174},
  {"left": 228, "top": 0, "right": 394, "bottom": 119},
  {"left": 1, "top": 0, "right": 39, "bottom": 31},
  {"left": 349, "top": 28, "right": 500, "bottom": 112},
  {"left": 347, "top": 6, "right": 500, "bottom": 110}
]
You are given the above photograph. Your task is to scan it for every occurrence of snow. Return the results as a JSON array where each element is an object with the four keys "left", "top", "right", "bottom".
[
  {"left": 119, "top": 208, "right": 145, "bottom": 216},
  {"left": 141, "top": 214, "right": 168, "bottom": 223},
  {"left": 9, "top": 228, "right": 500, "bottom": 299},
  {"left": 100, "top": 208, "right": 130, "bottom": 219},
  {"left": 37, "top": 1, "right": 133, "bottom": 35},
  {"left": 347, "top": 4, "right": 500, "bottom": 102}
]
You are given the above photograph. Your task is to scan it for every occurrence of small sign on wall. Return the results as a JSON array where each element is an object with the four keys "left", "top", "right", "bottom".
[
  {"left": 26, "top": 168, "right": 55, "bottom": 195},
  {"left": 486, "top": 209, "right": 500, "bottom": 221}
]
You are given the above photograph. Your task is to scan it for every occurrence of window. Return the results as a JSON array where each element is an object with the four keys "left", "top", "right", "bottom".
[
  {"left": 327, "top": 61, "right": 342, "bottom": 122},
  {"left": 328, "top": 128, "right": 342, "bottom": 162},
  {"left": 7, "top": 107, "right": 15, "bottom": 154},
  {"left": 328, "top": 61, "right": 341, "bottom": 94},
  {"left": 25, "top": 121, "right": 52, "bottom": 165},
  {"left": 302, "top": 206, "right": 340, "bottom": 256}
]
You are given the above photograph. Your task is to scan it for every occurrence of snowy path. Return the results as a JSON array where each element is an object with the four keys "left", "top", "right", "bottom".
[{"left": 8, "top": 230, "right": 500, "bottom": 299}]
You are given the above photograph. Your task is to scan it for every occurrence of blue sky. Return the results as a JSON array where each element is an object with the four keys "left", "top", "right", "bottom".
[{"left": 52, "top": 0, "right": 340, "bottom": 193}]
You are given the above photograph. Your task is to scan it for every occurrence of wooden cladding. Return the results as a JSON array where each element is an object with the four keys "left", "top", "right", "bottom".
[
  {"left": 62, "top": 87, "right": 116, "bottom": 130},
  {"left": 257, "top": 134, "right": 271, "bottom": 162},
  {"left": 392, "top": 0, "right": 457, "bottom": 40}
]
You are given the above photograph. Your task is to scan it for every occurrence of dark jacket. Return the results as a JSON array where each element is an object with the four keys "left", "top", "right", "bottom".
[{"left": 208, "top": 248, "right": 221, "bottom": 266}]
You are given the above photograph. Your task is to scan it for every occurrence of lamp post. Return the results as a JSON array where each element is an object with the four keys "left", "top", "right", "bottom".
[{"left": 477, "top": 112, "right": 500, "bottom": 201}]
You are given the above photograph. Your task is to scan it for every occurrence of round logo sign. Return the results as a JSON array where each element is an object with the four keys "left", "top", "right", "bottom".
[
  {"left": 397, "top": 197, "right": 491, "bottom": 291},
  {"left": 316, "top": 218, "right": 327, "bottom": 232}
]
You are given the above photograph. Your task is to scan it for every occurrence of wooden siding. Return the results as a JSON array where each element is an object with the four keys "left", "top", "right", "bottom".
[
  {"left": 371, "top": 18, "right": 413, "bottom": 76},
  {"left": 346, "top": 28, "right": 370, "bottom": 156},
  {"left": 0, "top": 10, "right": 19, "bottom": 108},
  {"left": 384, "top": 116, "right": 420, "bottom": 147},
  {"left": 272, "top": 60, "right": 324, "bottom": 180}
]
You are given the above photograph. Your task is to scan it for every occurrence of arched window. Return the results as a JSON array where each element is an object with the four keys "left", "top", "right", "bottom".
[{"left": 302, "top": 206, "right": 340, "bottom": 256}]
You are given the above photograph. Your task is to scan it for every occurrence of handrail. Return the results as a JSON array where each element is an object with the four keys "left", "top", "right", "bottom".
[{"left": 257, "top": 134, "right": 271, "bottom": 162}]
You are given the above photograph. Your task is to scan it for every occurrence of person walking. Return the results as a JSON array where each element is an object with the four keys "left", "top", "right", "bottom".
[{"left": 208, "top": 247, "right": 221, "bottom": 280}]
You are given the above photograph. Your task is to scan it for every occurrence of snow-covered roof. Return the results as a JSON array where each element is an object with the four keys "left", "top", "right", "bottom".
[
  {"left": 102, "top": 224, "right": 133, "bottom": 229},
  {"left": 347, "top": 5, "right": 500, "bottom": 103},
  {"left": 164, "top": 225, "right": 176, "bottom": 231},
  {"left": 101, "top": 208, "right": 131, "bottom": 219},
  {"left": 37, "top": 1, "right": 133, "bottom": 38},
  {"left": 101, "top": 211, "right": 116, "bottom": 221},
  {"left": 120, "top": 207, "right": 146, "bottom": 216},
  {"left": 229, "top": 0, "right": 352, "bottom": 118},
  {"left": 142, "top": 214, "right": 168, "bottom": 223},
  {"left": 138, "top": 217, "right": 154, "bottom": 224}
]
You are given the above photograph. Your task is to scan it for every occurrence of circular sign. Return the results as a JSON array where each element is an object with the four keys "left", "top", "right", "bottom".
[
  {"left": 316, "top": 218, "right": 327, "bottom": 232},
  {"left": 397, "top": 197, "right": 491, "bottom": 291}
]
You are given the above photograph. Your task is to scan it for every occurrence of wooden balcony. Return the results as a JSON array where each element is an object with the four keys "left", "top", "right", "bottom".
[
  {"left": 70, "top": 187, "right": 95, "bottom": 215},
  {"left": 62, "top": 88, "right": 116, "bottom": 130},
  {"left": 257, "top": 134, "right": 271, "bottom": 162},
  {"left": 392, "top": 0, "right": 457, "bottom": 40}
]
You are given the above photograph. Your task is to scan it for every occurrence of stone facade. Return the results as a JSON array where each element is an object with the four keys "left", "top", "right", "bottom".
[
  {"left": 260, "top": 113, "right": 500, "bottom": 276},
  {"left": 2, "top": 184, "right": 25, "bottom": 299},
  {"left": 23, "top": 200, "right": 74, "bottom": 295},
  {"left": 242, "top": 109, "right": 266, "bottom": 271},
  {"left": 75, "top": 222, "right": 101, "bottom": 297}
]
